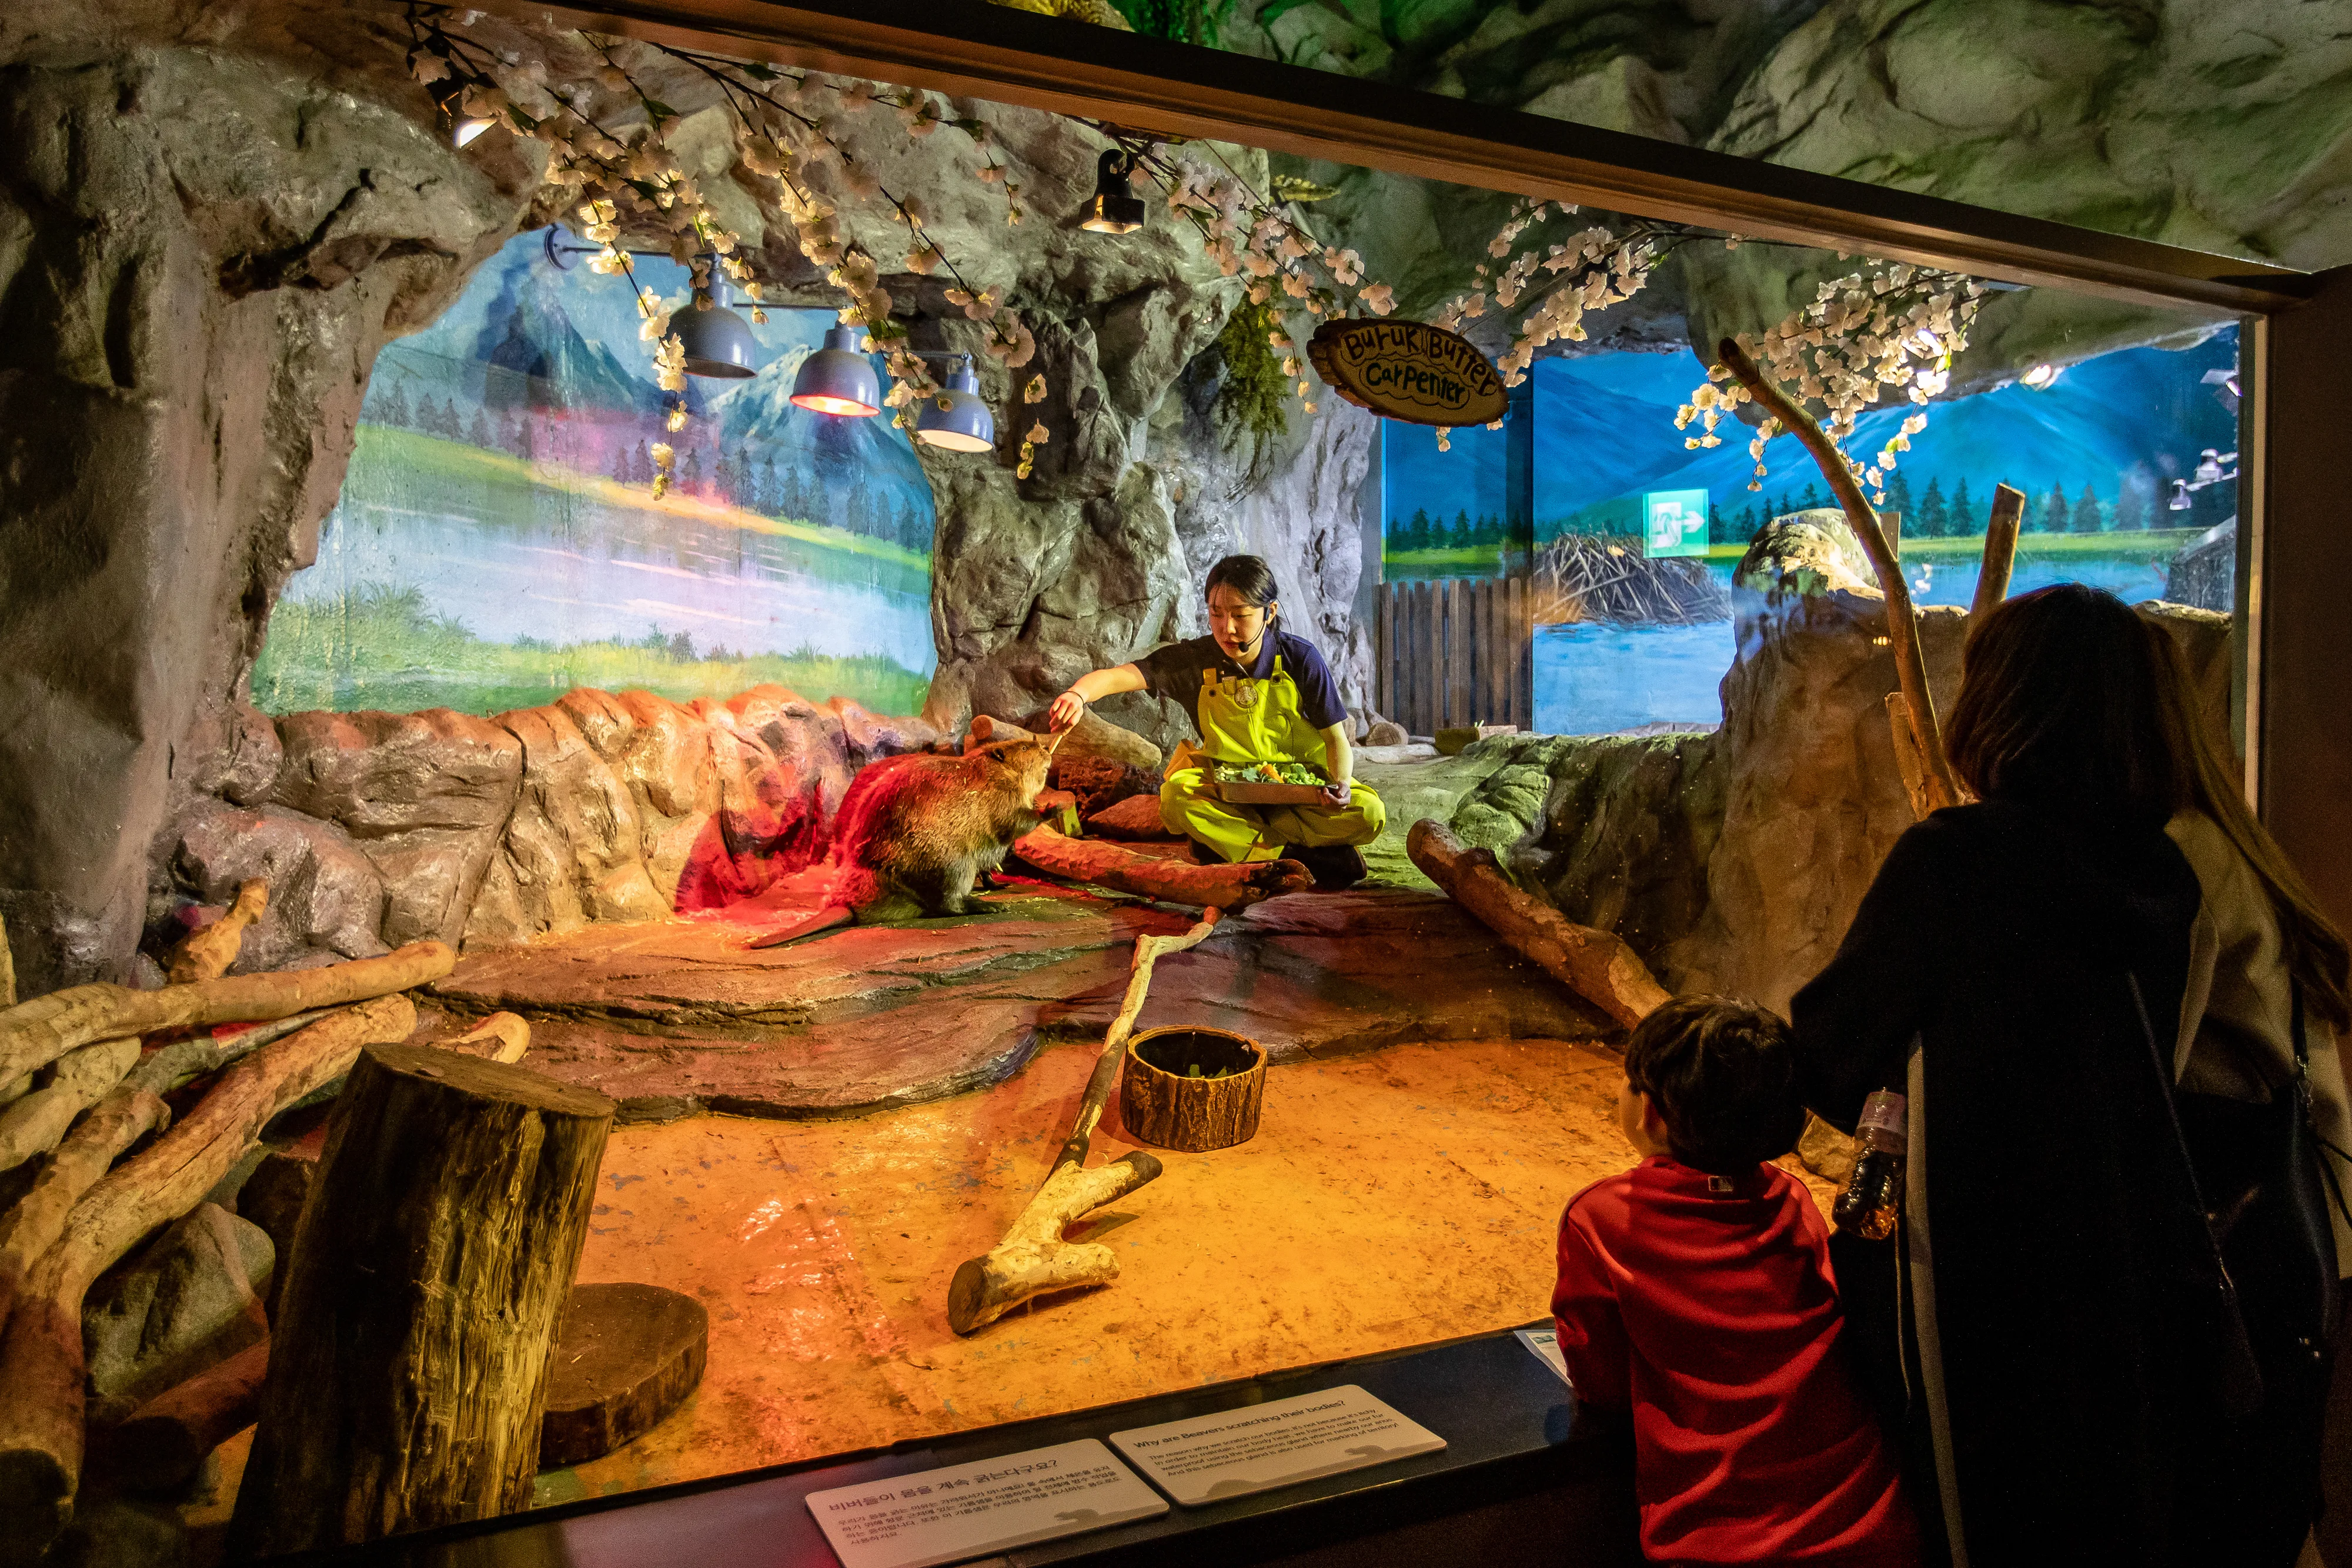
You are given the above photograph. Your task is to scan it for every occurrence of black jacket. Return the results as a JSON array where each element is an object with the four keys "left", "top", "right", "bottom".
[{"left": 1793, "top": 800, "right": 2221, "bottom": 1568}]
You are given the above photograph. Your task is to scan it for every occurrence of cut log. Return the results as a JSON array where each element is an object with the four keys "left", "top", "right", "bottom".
[
  {"left": 1406, "top": 820, "right": 1669, "bottom": 1032},
  {"left": 165, "top": 879, "right": 268, "bottom": 986},
  {"left": 442, "top": 1012, "right": 531, "bottom": 1065},
  {"left": 0, "top": 995, "right": 414, "bottom": 1560},
  {"left": 948, "top": 910, "right": 1221, "bottom": 1335},
  {"left": 0, "top": 940, "right": 454, "bottom": 1091},
  {"left": 0, "top": 1090, "right": 168, "bottom": 1332},
  {"left": 98, "top": 1339, "right": 268, "bottom": 1495},
  {"left": 1120, "top": 1027, "right": 1266, "bottom": 1152},
  {"left": 1011, "top": 827, "right": 1310, "bottom": 910},
  {"left": 537, "top": 1283, "right": 709, "bottom": 1470},
  {"left": 1716, "top": 337, "right": 1959, "bottom": 812},
  {"left": 1084, "top": 793, "right": 1177, "bottom": 840},
  {"left": 1970, "top": 483, "right": 2029, "bottom": 619},
  {"left": 125, "top": 1009, "right": 339, "bottom": 1099},
  {"left": 230, "top": 1045, "right": 614, "bottom": 1556},
  {"left": 0, "top": 1037, "right": 141, "bottom": 1176},
  {"left": 974, "top": 710, "right": 1161, "bottom": 771}
]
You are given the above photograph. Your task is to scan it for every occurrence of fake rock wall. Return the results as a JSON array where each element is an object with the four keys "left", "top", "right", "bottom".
[
  {"left": 1449, "top": 516, "right": 2233, "bottom": 1012},
  {"left": 159, "top": 688, "right": 936, "bottom": 973},
  {"left": 0, "top": 48, "right": 536, "bottom": 993}
]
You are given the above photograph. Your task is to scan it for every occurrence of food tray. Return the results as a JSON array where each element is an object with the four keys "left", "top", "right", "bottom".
[{"left": 1212, "top": 780, "right": 1329, "bottom": 805}]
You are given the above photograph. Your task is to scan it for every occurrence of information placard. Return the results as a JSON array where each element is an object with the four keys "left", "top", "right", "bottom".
[
  {"left": 1516, "top": 1326, "right": 1573, "bottom": 1387},
  {"left": 803, "top": 1439, "right": 1167, "bottom": 1568},
  {"left": 1107, "top": 1384, "right": 1445, "bottom": 1507}
]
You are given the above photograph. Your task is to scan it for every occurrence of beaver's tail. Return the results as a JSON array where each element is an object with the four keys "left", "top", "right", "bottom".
[{"left": 746, "top": 904, "right": 855, "bottom": 949}]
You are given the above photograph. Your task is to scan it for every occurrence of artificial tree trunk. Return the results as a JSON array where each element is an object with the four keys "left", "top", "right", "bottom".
[{"left": 230, "top": 1045, "right": 614, "bottom": 1555}]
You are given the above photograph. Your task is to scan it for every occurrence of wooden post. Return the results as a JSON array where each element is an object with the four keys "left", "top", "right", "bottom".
[
  {"left": 1715, "top": 339, "right": 1960, "bottom": 811},
  {"left": 1515, "top": 573, "right": 1535, "bottom": 725},
  {"left": 1449, "top": 580, "right": 1474, "bottom": 728},
  {"left": 1377, "top": 585, "right": 1395, "bottom": 721},
  {"left": 1411, "top": 581, "right": 1431, "bottom": 734},
  {"left": 229, "top": 1047, "right": 614, "bottom": 1556},
  {"left": 1971, "top": 483, "right": 2028, "bottom": 618}
]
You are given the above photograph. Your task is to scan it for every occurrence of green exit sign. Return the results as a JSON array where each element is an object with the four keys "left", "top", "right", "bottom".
[{"left": 1644, "top": 489, "right": 1708, "bottom": 557}]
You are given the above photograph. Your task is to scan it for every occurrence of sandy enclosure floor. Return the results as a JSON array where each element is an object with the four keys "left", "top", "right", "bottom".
[
  {"left": 539, "top": 1032, "right": 1832, "bottom": 1504},
  {"left": 183, "top": 1029, "right": 1833, "bottom": 1539}
]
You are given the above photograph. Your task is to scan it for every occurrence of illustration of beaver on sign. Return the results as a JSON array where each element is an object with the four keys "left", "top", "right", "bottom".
[{"left": 747, "top": 732, "right": 1061, "bottom": 948}]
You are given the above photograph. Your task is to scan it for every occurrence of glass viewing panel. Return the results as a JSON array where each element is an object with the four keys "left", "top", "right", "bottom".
[{"left": 1383, "top": 325, "right": 2241, "bottom": 737}]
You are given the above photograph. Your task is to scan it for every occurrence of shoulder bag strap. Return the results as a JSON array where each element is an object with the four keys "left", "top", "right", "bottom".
[
  {"left": 2130, "top": 971, "right": 2267, "bottom": 1417},
  {"left": 2296, "top": 979, "right": 2352, "bottom": 1235}
]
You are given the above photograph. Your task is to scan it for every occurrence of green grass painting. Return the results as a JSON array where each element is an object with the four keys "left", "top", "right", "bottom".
[
  {"left": 255, "top": 584, "right": 930, "bottom": 718},
  {"left": 345, "top": 425, "right": 931, "bottom": 596}
]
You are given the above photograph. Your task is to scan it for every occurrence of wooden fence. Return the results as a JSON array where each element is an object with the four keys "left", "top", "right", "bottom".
[{"left": 1374, "top": 577, "right": 1534, "bottom": 738}]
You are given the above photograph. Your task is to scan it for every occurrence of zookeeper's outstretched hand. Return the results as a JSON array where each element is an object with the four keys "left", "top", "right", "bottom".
[{"left": 1048, "top": 691, "right": 1085, "bottom": 732}]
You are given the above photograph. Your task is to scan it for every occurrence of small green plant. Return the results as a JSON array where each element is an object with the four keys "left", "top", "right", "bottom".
[
  {"left": 1215, "top": 298, "right": 1292, "bottom": 442},
  {"left": 1108, "top": 0, "right": 1237, "bottom": 46}
]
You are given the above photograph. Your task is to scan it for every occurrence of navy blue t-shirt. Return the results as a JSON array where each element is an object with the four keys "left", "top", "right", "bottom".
[{"left": 1132, "top": 627, "right": 1347, "bottom": 739}]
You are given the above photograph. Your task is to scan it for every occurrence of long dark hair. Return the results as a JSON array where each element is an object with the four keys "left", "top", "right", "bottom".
[
  {"left": 1946, "top": 583, "right": 2191, "bottom": 823},
  {"left": 1947, "top": 583, "right": 2351, "bottom": 1030}
]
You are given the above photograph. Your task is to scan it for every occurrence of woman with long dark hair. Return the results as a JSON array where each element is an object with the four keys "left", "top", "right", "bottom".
[{"left": 1790, "top": 583, "right": 2348, "bottom": 1567}]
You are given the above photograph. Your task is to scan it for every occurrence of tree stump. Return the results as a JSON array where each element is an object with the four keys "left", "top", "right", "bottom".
[
  {"left": 1120, "top": 1028, "right": 1266, "bottom": 1152},
  {"left": 228, "top": 1045, "right": 614, "bottom": 1557},
  {"left": 537, "top": 1283, "right": 709, "bottom": 1470}
]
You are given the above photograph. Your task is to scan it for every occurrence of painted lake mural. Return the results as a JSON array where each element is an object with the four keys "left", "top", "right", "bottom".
[
  {"left": 1384, "top": 327, "right": 2240, "bottom": 737},
  {"left": 256, "top": 230, "right": 938, "bottom": 718}
]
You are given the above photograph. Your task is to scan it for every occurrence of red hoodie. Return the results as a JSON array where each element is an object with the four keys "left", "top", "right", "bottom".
[{"left": 1552, "top": 1157, "right": 1919, "bottom": 1567}]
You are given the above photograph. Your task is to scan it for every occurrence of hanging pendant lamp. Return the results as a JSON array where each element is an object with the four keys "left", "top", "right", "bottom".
[
  {"left": 914, "top": 356, "right": 995, "bottom": 453},
  {"left": 1080, "top": 148, "right": 1146, "bottom": 235},
  {"left": 790, "top": 325, "right": 883, "bottom": 416},
  {"left": 672, "top": 292, "right": 761, "bottom": 379},
  {"left": 429, "top": 78, "right": 498, "bottom": 147}
]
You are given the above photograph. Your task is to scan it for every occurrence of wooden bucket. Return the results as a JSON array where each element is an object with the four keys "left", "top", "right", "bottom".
[{"left": 1120, "top": 1027, "right": 1266, "bottom": 1152}]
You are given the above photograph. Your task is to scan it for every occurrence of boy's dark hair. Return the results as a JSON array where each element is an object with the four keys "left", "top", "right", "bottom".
[
  {"left": 1204, "top": 554, "right": 1280, "bottom": 614},
  {"left": 1623, "top": 995, "right": 1806, "bottom": 1175}
]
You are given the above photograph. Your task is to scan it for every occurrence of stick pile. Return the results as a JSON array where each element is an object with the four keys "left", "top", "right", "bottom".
[
  {"left": 1532, "top": 534, "right": 1730, "bottom": 627},
  {"left": 0, "top": 904, "right": 458, "bottom": 1562}
]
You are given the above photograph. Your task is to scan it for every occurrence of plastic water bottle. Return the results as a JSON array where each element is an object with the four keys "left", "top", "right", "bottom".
[{"left": 1832, "top": 1090, "right": 1907, "bottom": 1241}]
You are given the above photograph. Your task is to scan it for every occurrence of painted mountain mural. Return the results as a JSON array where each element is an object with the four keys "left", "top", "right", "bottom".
[
  {"left": 256, "top": 229, "right": 938, "bottom": 719},
  {"left": 1528, "top": 327, "right": 2241, "bottom": 541},
  {"left": 1382, "top": 326, "right": 2240, "bottom": 577}
]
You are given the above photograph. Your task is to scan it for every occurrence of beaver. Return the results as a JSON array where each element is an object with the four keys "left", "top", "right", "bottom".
[{"left": 748, "top": 733, "right": 1060, "bottom": 947}]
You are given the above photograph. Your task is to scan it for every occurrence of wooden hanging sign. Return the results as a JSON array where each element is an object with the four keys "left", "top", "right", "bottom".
[{"left": 1308, "top": 319, "right": 1506, "bottom": 427}]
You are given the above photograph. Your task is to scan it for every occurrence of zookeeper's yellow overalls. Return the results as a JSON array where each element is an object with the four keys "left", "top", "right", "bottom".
[{"left": 1157, "top": 653, "right": 1387, "bottom": 862}]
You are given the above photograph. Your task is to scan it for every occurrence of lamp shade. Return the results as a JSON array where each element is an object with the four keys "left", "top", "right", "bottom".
[
  {"left": 791, "top": 325, "right": 882, "bottom": 417},
  {"left": 914, "top": 357, "right": 995, "bottom": 453},
  {"left": 1080, "top": 148, "right": 1145, "bottom": 235},
  {"left": 673, "top": 296, "right": 761, "bottom": 379}
]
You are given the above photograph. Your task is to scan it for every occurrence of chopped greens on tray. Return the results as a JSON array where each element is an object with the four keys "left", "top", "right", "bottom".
[{"left": 1214, "top": 761, "right": 1325, "bottom": 785}]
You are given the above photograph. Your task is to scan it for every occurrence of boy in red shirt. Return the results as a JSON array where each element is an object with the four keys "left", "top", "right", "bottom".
[{"left": 1553, "top": 996, "right": 1919, "bottom": 1567}]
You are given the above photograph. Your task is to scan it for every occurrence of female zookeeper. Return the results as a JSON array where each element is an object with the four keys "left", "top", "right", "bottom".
[{"left": 1047, "top": 555, "right": 1384, "bottom": 889}]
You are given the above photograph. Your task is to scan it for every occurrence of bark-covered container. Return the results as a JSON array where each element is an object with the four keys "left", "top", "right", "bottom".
[{"left": 1120, "top": 1027, "right": 1266, "bottom": 1152}]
